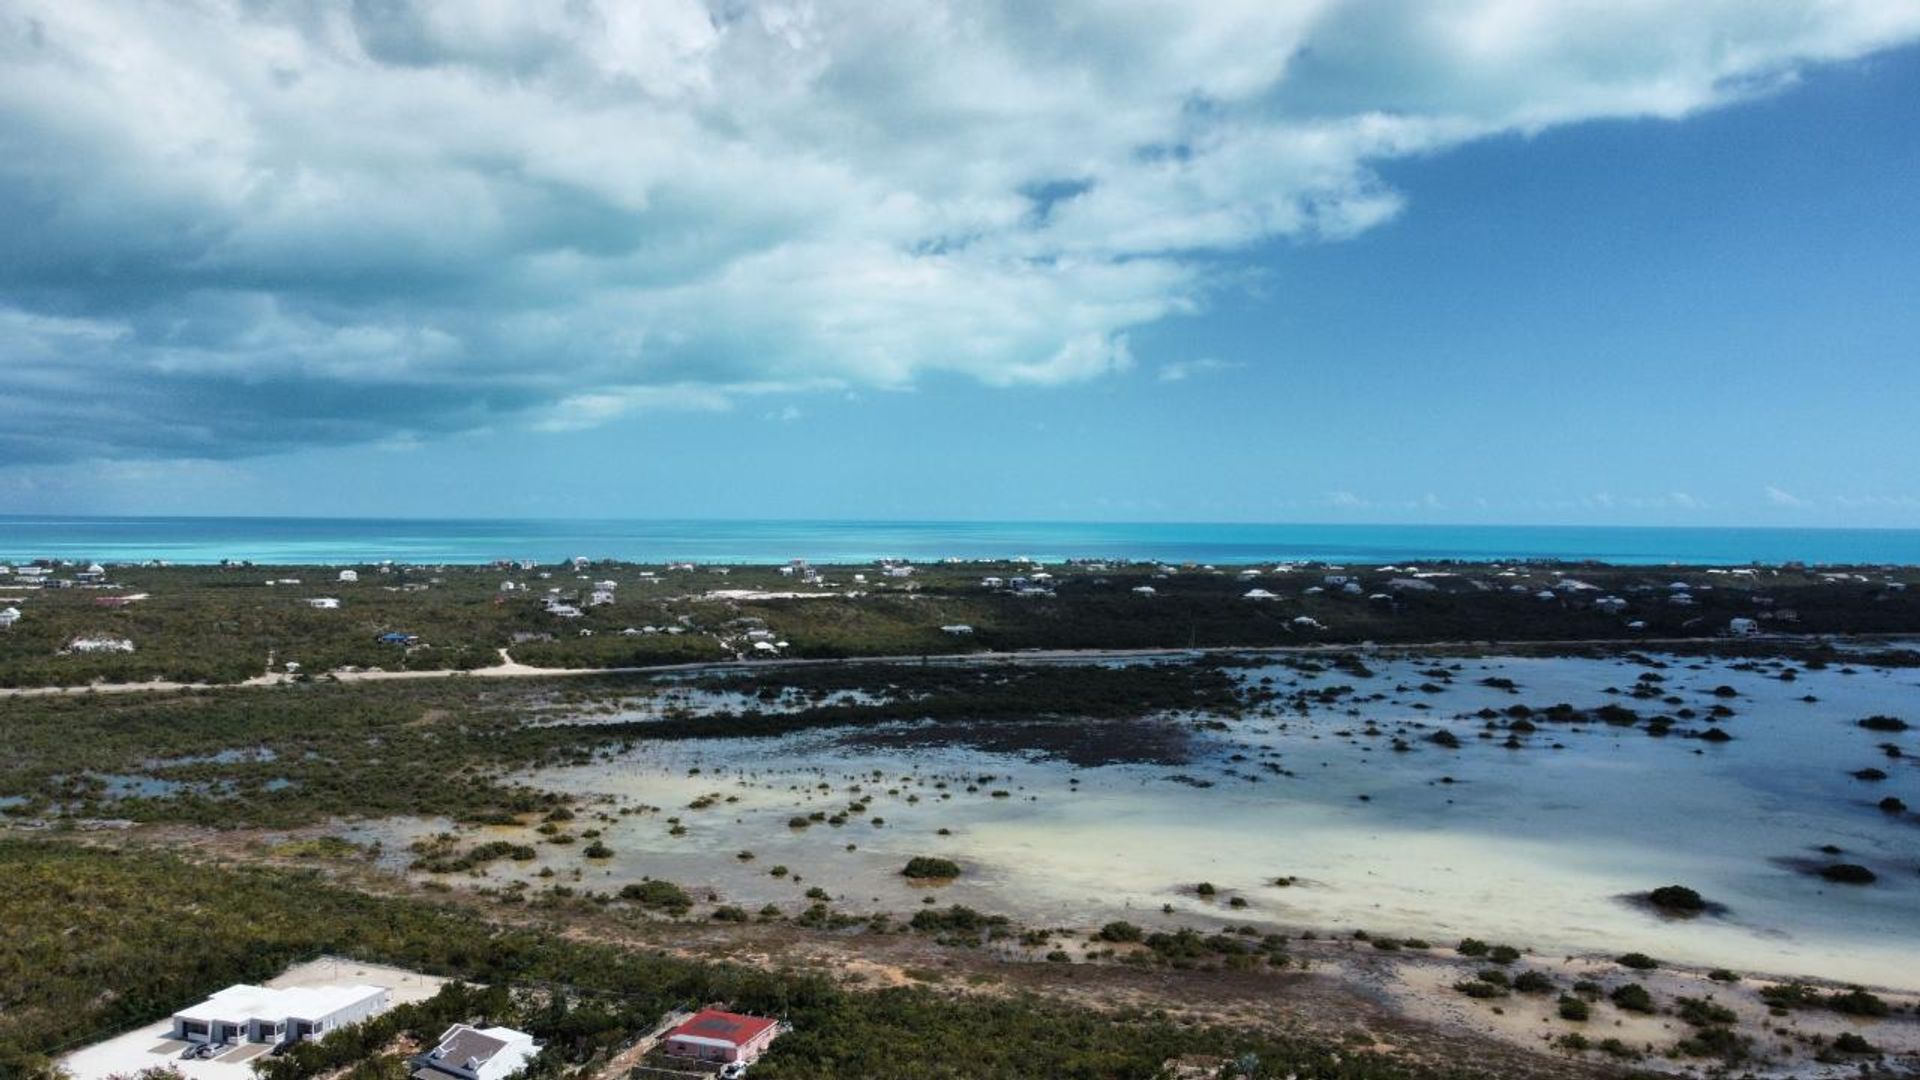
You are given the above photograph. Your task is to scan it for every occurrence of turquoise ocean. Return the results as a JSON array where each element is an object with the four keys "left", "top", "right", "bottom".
[{"left": 2, "top": 516, "right": 1918, "bottom": 566}]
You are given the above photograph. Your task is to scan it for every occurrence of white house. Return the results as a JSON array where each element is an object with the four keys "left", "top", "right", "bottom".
[
  {"left": 1242, "top": 589, "right": 1279, "bottom": 601},
  {"left": 940, "top": 624, "right": 973, "bottom": 635},
  {"left": 171, "top": 984, "right": 391, "bottom": 1047},
  {"left": 980, "top": 576, "right": 1004, "bottom": 588},
  {"left": 1131, "top": 585, "right": 1156, "bottom": 596},
  {"left": 308, "top": 597, "right": 341, "bottom": 610},
  {"left": 1291, "top": 616, "right": 1324, "bottom": 631},
  {"left": 67, "top": 636, "right": 135, "bottom": 654},
  {"left": 338, "top": 570, "right": 359, "bottom": 583},
  {"left": 413, "top": 1024, "right": 539, "bottom": 1080},
  {"left": 1728, "top": 617, "right": 1761, "bottom": 636},
  {"left": 588, "top": 590, "right": 616, "bottom": 607},
  {"left": 1594, "top": 596, "right": 1628, "bottom": 614},
  {"left": 0, "top": 606, "right": 19, "bottom": 628}
]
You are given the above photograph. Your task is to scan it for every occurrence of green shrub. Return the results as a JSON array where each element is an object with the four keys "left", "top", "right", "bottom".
[
  {"left": 617, "top": 879, "right": 691, "bottom": 913},
  {"left": 901, "top": 856, "right": 962, "bottom": 880},
  {"left": 1610, "top": 983, "right": 1655, "bottom": 1013}
]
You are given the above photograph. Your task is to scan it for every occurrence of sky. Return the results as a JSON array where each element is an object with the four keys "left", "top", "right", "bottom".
[{"left": 2, "top": 1, "right": 1919, "bottom": 526}]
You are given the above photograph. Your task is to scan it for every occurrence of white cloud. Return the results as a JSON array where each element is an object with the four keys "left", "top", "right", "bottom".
[
  {"left": 1157, "top": 357, "right": 1244, "bottom": 383},
  {"left": 1765, "top": 485, "right": 1810, "bottom": 508},
  {"left": 1, "top": 1, "right": 1917, "bottom": 462}
]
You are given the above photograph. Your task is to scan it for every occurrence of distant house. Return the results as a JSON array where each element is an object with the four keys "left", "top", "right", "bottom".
[
  {"left": 0, "top": 606, "right": 19, "bottom": 628},
  {"left": 940, "top": 624, "right": 973, "bottom": 635},
  {"left": 1594, "top": 596, "right": 1628, "bottom": 614},
  {"left": 1242, "top": 589, "right": 1278, "bottom": 601},
  {"left": 1341, "top": 582, "right": 1363, "bottom": 595},
  {"left": 413, "top": 1023, "right": 539, "bottom": 1080},
  {"left": 1387, "top": 578, "right": 1437, "bottom": 592},
  {"left": 980, "top": 576, "right": 1004, "bottom": 588},
  {"left": 170, "top": 983, "right": 390, "bottom": 1047},
  {"left": 338, "top": 570, "right": 359, "bottom": 583},
  {"left": 376, "top": 632, "right": 419, "bottom": 646},
  {"left": 308, "top": 597, "right": 341, "bottom": 610},
  {"left": 1290, "top": 616, "right": 1324, "bottom": 631},
  {"left": 752, "top": 640, "right": 778, "bottom": 654},
  {"left": 588, "top": 590, "right": 615, "bottom": 607},
  {"left": 1728, "top": 617, "right": 1761, "bottom": 637},
  {"left": 546, "top": 604, "right": 583, "bottom": 619},
  {"left": 1131, "top": 585, "right": 1155, "bottom": 596},
  {"left": 661, "top": 1009, "right": 780, "bottom": 1067},
  {"left": 67, "top": 636, "right": 134, "bottom": 654},
  {"left": 1535, "top": 590, "right": 1558, "bottom": 602}
]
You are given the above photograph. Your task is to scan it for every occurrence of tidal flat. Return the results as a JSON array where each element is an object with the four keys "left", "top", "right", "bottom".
[{"left": 356, "top": 647, "right": 1920, "bottom": 991}]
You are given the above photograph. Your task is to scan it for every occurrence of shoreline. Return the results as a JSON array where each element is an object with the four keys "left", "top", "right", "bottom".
[{"left": 3, "top": 632, "right": 1906, "bottom": 698}]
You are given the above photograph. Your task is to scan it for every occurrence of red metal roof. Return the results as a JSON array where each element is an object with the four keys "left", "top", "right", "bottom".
[{"left": 667, "top": 1009, "right": 777, "bottom": 1046}]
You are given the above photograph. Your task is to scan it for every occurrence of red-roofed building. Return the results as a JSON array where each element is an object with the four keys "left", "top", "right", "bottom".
[{"left": 661, "top": 1009, "right": 779, "bottom": 1065}]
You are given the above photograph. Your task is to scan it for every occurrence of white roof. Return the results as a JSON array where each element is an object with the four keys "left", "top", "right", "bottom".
[{"left": 174, "top": 983, "right": 386, "bottom": 1023}]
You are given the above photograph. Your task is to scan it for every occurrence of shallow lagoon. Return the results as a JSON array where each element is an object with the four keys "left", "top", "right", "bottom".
[{"left": 361, "top": 650, "right": 1920, "bottom": 988}]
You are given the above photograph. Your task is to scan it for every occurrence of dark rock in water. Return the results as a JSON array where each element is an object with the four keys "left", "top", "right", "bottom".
[
  {"left": 1648, "top": 885, "right": 1707, "bottom": 913},
  {"left": 1851, "top": 768, "right": 1888, "bottom": 781},
  {"left": 1820, "top": 844, "right": 1845, "bottom": 855},
  {"left": 1858, "top": 715, "right": 1909, "bottom": 732},
  {"left": 1711, "top": 685, "right": 1739, "bottom": 697},
  {"left": 1879, "top": 797, "right": 1909, "bottom": 814},
  {"left": 1428, "top": 729, "right": 1461, "bottom": 749},
  {"left": 1697, "top": 727, "right": 1733, "bottom": 743},
  {"left": 1820, "top": 864, "right": 1877, "bottom": 885}
]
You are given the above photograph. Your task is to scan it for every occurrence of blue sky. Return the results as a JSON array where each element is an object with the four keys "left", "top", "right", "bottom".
[{"left": 2, "top": 3, "right": 1919, "bottom": 525}]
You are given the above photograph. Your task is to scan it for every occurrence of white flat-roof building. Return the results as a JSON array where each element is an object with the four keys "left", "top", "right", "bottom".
[
  {"left": 171, "top": 983, "right": 391, "bottom": 1047},
  {"left": 412, "top": 1023, "right": 538, "bottom": 1080}
]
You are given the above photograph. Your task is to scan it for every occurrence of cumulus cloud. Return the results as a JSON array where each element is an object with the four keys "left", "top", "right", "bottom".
[{"left": 2, "top": 1, "right": 1917, "bottom": 463}]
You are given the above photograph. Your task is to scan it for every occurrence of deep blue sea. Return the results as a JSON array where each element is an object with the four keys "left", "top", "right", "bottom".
[{"left": 2, "top": 516, "right": 1917, "bottom": 566}]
